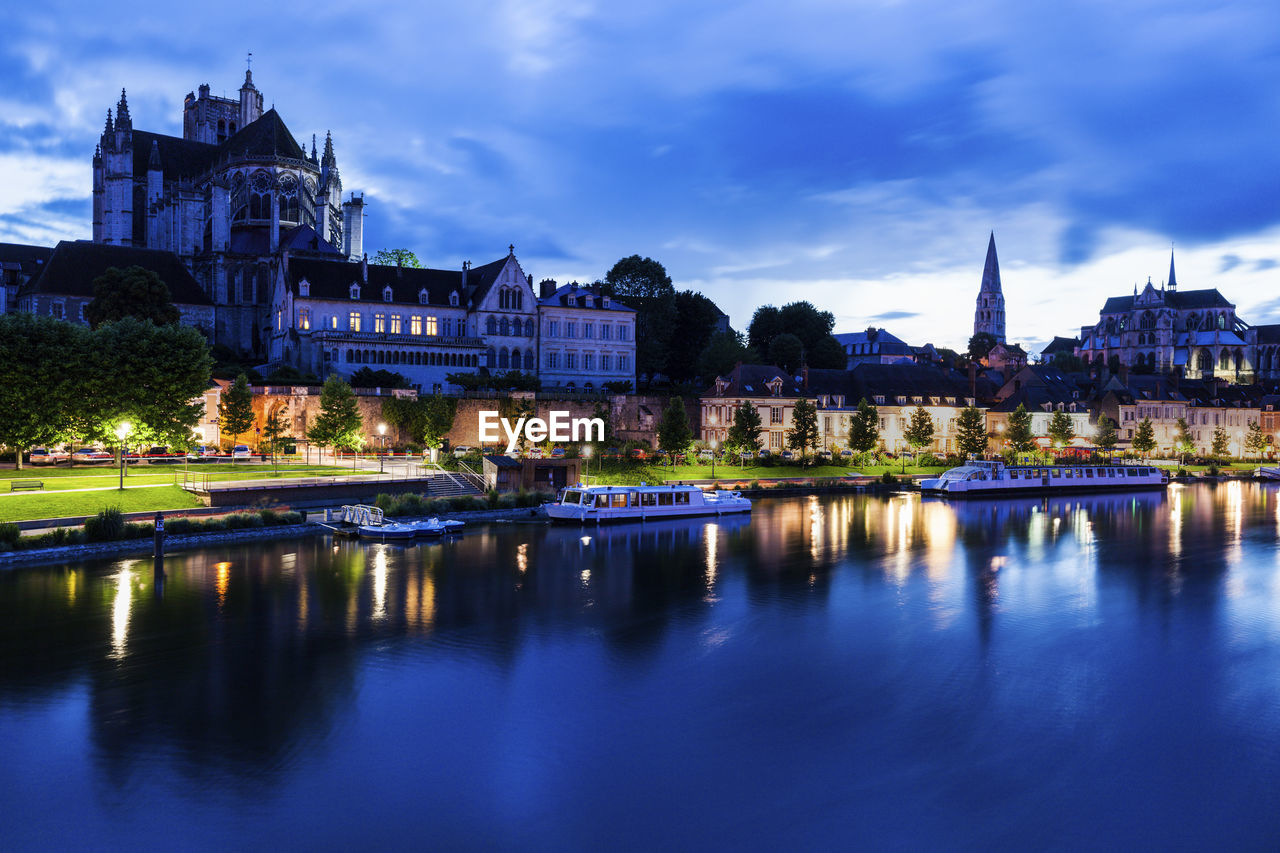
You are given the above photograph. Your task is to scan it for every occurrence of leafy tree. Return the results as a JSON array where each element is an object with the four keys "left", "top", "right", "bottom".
[
  {"left": 847, "top": 398, "right": 880, "bottom": 454},
  {"left": 808, "top": 335, "right": 847, "bottom": 369},
  {"left": 603, "top": 380, "right": 633, "bottom": 393},
  {"left": 968, "top": 331, "right": 998, "bottom": 362},
  {"left": 787, "top": 398, "right": 819, "bottom": 462},
  {"left": 956, "top": 405, "right": 989, "bottom": 457},
  {"left": 265, "top": 365, "right": 320, "bottom": 385},
  {"left": 602, "top": 255, "right": 674, "bottom": 300},
  {"left": 697, "top": 331, "right": 756, "bottom": 385},
  {"left": 1132, "top": 417, "right": 1156, "bottom": 456},
  {"left": 657, "top": 396, "right": 692, "bottom": 455},
  {"left": 1005, "top": 403, "right": 1037, "bottom": 454},
  {"left": 217, "top": 373, "right": 255, "bottom": 447},
  {"left": 747, "top": 305, "right": 784, "bottom": 356},
  {"left": 1173, "top": 417, "right": 1194, "bottom": 457},
  {"left": 1246, "top": 421, "right": 1268, "bottom": 458},
  {"left": 1211, "top": 425, "right": 1230, "bottom": 458},
  {"left": 447, "top": 370, "right": 540, "bottom": 392},
  {"left": 767, "top": 333, "right": 804, "bottom": 373},
  {"left": 1047, "top": 410, "right": 1075, "bottom": 449},
  {"left": 727, "top": 401, "right": 762, "bottom": 452},
  {"left": 261, "top": 404, "right": 289, "bottom": 472},
  {"left": 904, "top": 405, "right": 936, "bottom": 452},
  {"left": 373, "top": 248, "right": 421, "bottom": 268},
  {"left": 1094, "top": 415, "right": 1119, "bottom": 453},
  {"left": 382, "top": 394, "right": 458, "bottom": 450},
  {"left": 84, "top": 265, "right": 180, "bottom": 329},
  {"left": 748, "top": 301, "right": 836, "bottom": 360},
  {"left": 349, "top": 367, "right": 409, "bottom": 388},
  {"left": 0, "top": 314, "right": 84, "bottom": 469},
  {"left": 665, "top": 291, "right": 725, "bottom": 383},
  {"left": 591, "top": 400, "right": 613, "bottom": 448},
  {"left": 308, "top": 375, "right": 365, "bottom": 453}
]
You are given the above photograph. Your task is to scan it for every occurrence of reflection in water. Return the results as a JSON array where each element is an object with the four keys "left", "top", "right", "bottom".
[{"left": 5, "top": 484, "right": 1280, "bottom": 849}]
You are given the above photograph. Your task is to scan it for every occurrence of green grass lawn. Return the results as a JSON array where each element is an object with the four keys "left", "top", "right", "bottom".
[
  {"left": 588, "top": 462, "right": 863, "bottom": 484},
  {"left": 0, "top": 485, "right": 204, "bottom": 523},
  {"left": 0, "top": 464, "right": 355, "bottom": 492}
]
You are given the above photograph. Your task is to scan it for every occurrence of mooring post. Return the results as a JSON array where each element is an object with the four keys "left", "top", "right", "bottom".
[{"left": 153, "top": 511, "right": 165, "bottom": 560}]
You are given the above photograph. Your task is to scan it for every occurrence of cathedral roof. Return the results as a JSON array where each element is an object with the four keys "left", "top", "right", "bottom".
[
  {"left": 1099, "top": 288, "right": 1234, "bottom": 314},
  {"left": 1255, "top": 323, "right": 1280, "bottom": 345},
  {"left": 128, "top": 109, "right": 309, "bottom": 181},
  {"left": 20, "top": 240, "right": 212, "bottom": 306},
  {"left": 220, "top": 109, "right": 306, "bottom": 162},
  {"left": 279, "top": 225, "right": 342, "bottom": 255},
  {"left": 979, "top": 231, "right": 1001, "bottom": 294}
]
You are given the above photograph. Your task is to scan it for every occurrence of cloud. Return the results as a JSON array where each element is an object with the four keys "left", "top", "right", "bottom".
[
  {"left": 1254, "top": 258, "right": 1277, "bottom": 272},
  {"left": 1220, "top": 254, "right": 1242, "bottom": 272},
  {"left": 868, "top": 311, "right": 921, "bottom": 321}
]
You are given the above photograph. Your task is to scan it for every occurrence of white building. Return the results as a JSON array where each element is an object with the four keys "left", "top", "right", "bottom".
[{"left": 537, "top": 281, "right": 636, "bottom": 390}]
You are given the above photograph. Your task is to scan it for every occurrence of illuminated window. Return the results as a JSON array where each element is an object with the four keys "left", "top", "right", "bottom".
[
  {"left": 298, "top": 308, "right": 311, "bottom": 330},
  {"left": 390, "top": 314, "right": 402, "bottom": 334},
  {"left": 411, "top": 315, "right": 422, "bottom": 335},
  {"left": 425, "top": 316, "right": 438, "bottom": 336},
  {"left": 329, "top": 315, "right": 338, "bottom": 330},
  {"left": 374, "top": 313, "right": 386, "bottom": 333},
  {"left": 348, "top": 311, "right": 361, "bottom": 332}
]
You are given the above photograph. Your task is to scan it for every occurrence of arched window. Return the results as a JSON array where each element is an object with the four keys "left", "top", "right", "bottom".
[
  {"left": 514, "top": 290, "right": 523, "bottom": 310},
  {"left": 486, "top": 347, "right": 496, "bottom": 367},
  {"left": 279, "top": 173, "right": 299, "bottom": 222},
  {"left": 524, "top": 319, "right": 534, "bottom": 337},
  {"left": 501, "top": 317, "right": 511, "bottom": 336},
  {"left": 524, "top": 351, "right": 535, "bottom": 370},
  {"left": 346, "top": 349, "right": 354, "bottom": 363},
  {"left": 1220, "top": 350, "right": 1231, "bottom": 371},
  {"left": 249, "top": 170, "right": 272, "bottom": 220},
  {"left": 450, "top": 291, "right": 459, "bottom": 306},
  {"left": 1235, "top": 349, "right": 1243, "bottom": 370},
  {"left": 1140, "top": 311, "right": 1155, "bottom": 330},
  {"left": 499, "top": 348, "right": 510, "bottom": 369},
  {"left": 1185, "top": 314, "right": 1198, "bottom": 331},
  {"left": 511, "top": 348, "right": 521, "bottom": 369},
  {"left": 419, "top": 289, "right": 429, "bottom": 304},
  {"left": 486, "top": 316, "right": 497, "bottom": 335},
  {"left": 383, "top": 286, "right": 393, "bottom": 302}
]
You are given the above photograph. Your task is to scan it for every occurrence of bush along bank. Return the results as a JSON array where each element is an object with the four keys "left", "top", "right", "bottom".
[
  {"left": 0, "top": 506, "right": 305, "bottom": 553},
  {"left": 373, "top": 489, "right": 552, "bottom": 518}
]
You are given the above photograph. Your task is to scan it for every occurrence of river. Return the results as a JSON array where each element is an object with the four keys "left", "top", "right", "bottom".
[{"left": 3, "top": 484, "right": 1280, "bottom": 850}]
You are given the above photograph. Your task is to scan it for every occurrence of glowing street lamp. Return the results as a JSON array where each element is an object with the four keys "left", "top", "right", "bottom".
[
  {"left": 581, "top": 445, "right": 593, "bottom": 481},
  {"left": 378, "top": 423, "right": 387, "bottom": 473},
  {"left": 711, "top": 438, "right": 719, "bottom": 479},
  {"left": 116, "top": 422, "right": 131, "bottom": 490}
]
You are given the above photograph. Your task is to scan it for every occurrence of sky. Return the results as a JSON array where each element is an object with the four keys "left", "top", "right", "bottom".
[{"left": 4, "top": 0, "right": 1280, "bottom": 354}]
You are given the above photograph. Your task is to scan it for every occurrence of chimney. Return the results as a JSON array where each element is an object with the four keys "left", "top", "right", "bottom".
[
  {"left": 539, "top": 279, "right": 556, "bottom": 299},
  {"left": 461, "top": 260, "right": 469, "bottom": 289},
  {"left": 360, "top": 253, "right": 367, "bottom": 283}
]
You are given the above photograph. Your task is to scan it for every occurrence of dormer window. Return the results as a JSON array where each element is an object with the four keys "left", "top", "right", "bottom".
[
  {"left": 603, "top": 296, "right": 610, "bottom": 308},
  {"left": 897, "top": 396, "right": 906, "bottom": 405},
  {"left": 299, "top": 279, "right": 310, "bottom": 297},
  {"left": 450, "top": 291, "right": 459, "bottom": 306},
  {"left": 349, "top": 283, "right": 360, "bottom": 300},
  {"left": 874, "top": 395, "right": 885, "bottom": 405},
  {"left": 419, "top": 289, "right": 429, "bottom": 305},
  {"left": 383, "top": 286, "right": 393, "bottom": 302}
]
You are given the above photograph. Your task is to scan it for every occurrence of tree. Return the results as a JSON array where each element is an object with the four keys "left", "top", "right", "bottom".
[
  {"left": 591, "top": 400, "right": 613, "bottom": 448},
  {"left": 1173, "top": 417, "right": 1194, "bottom": 458},
  {"left": 349, "top": 367, "right": 409, "bottom": 388},
  {"left": 1005, "top": 403, "right": 1037, "bottom": 454},
  {"left": 847, "top": 398, "right": 880, "bottom": 454},
  {"left": 1047, "top": 410, "right": 1075, "bottom": 449},
  {"left": 602, "top": 255, "right": 674, "bottom": 300},
  {"left": 381, "top": 394, "right": 457, "bottom": 450},
  {"left": 1094, "top": 415, "right": 1118, "bottom": 453},
  {"left": 0, "top": 314, "right": 84, "bottom": 468},
  {"left": 787, "top": 398, "right": 819, "bottom": 462},
  {"left": 808, "top": 335, "right": 847, "bottom": 370},
  {"left": 955, "top": 406, "right": 989, "bottom": 458},
  {"left": 767, "top": 333, "right": 804, "bottom": 373},
  {"left": 1246, "top": 421, "right": 1268, "bottom": 459},
  {"left": 657, "top": 396, "right": 693, "bottom": 455},
  {"left": 308, "top": 375, "right": 365, "bottom": 454},
  {"left": 1211, "top": 425, "right": 1230, "bottom": 459},
  {"left": 747, "top": 305, "right": 784, "bottom": 357},
  {"left": 748, "top": 301, "right": 836, "bottom": 361},
  {"left": 217, "top": 373, "right": 255, "bottom": 448},
  {"left": 697, "top": 331, "right": 757, "bottom": 385},
  {"left": 968, "top": 332, "right": 997, "bottom": 363},
  {"left": 261, "top": 404, "right": 289, "bottom": 473},
  {"left": 84, "top": 265, "right": 180, "bottom": 329},
  {"left": 904, "top": 405, "right": 936, "bottom": 453},
  {"left": 1132, "top": 417, "right": 1156, "bottom": 456},
  {"left": 727, "top": 401, "right": 762, "bottom": 452},
  {"left": 603, "top": 256, "right": 677, "bottom": 385},
  {"left": 373, "top": 248, "right": 421, "bottom": 268},
  {"left": 665, "top": 291, "right": 725, "bottom": 383}
]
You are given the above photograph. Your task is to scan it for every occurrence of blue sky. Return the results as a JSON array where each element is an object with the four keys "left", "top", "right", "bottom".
[{"left": 4, "top": 0, "right": 1280, "bottom": 352}]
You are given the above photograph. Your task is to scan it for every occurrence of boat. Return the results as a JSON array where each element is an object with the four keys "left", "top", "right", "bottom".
[
  {"left": 546, "top": 482, "right": 751, "bottom": 523},
  {"left": 1256, "top": 467, "right": 1280, "bottom": 481},
  {"left": 919, "top": 459, "right": 1168, "bottom": 496},
  {"left": 357, "top": 521, "right": 420, "bottom": 540}
]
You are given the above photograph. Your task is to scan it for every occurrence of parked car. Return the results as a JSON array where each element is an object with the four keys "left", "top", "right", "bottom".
[
  {"left": 550, "top": 447, "right": 566, "bottom": 458},
  {"left": 144, "top": 446, "right": 182, "bottom": 463},
  {"left": 29, "top": 448, "right": 69, "bottom": 465},
  {"left": 232, "top": 444, "right": 251, "bottom": 459},
  {"left": 839, "top": 449, "right": 854, "bottom": 459},
  {"left": 629, "top": 448, "right": 648, "bottom": 461},
  {"left": 817, "top": 450, "right": 833, "bottom": 461},
  {"left": 452, "top": 445, "right": 475, "bottom": 458},
  {"left": 698, "top": 449, "right": 714, "bottom": 460},
  {"left": 781, "top": 450, "right": 794, "bottom": 461},
  {"left": 602, "top": 448, "right": 623, "bottom": 461},
  {"left": 758, "top": 448, "right": 772, "bottom": 459},
  {"left": 72, "top": 447, "right": 112, "bottom": 463},
  {"left": 739, "top": 450, "right": 754, "bottom": 461},
  {"left": 187, "top": 445, "right": 218, "bottom": 460}
]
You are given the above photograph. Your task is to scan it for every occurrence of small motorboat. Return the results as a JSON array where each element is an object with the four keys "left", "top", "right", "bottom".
[
  {"left": 410, "top": 517, "right": 465, "bottom": 536},
  {"left": 357, "top": 521, "right": 419, "bottom": 540}
]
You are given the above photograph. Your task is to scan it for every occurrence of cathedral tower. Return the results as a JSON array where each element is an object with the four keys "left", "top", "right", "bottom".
[{"left": 973, "top": 231, "right": 1006, "bottom": 343}]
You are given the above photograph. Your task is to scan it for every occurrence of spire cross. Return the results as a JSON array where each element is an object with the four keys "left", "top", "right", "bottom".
[{"left": 247, "top": 51, "right": 253, "bottom": 70}]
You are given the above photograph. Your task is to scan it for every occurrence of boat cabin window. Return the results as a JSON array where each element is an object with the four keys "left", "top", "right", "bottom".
[
  {"left": 641, "top": 492, "right": 657, "bottom": 506},
  {"left": 562, "top": 491, "right": 581, "bottom": 505},
  {"left": 1051, "top": 468, "right": 1061, "bottom": 477},
  {"left": 1085, "top": 469, "right": 1094, "bottom": 478},
  {"left": 659, "top": 493, "right": 674, "bottom": 506},
  {"left": 595, "top": 494, "right": 609, "bottom": 507},
  {"left": 611, "top": 494, "right": 628, "bottom": 508},
  {"left": 1127, "top": 468, "right": 1138, "bottom": 477},
  {"left": 631, "top": 493, "right": 641, "bottom": 505},
  {"left": 675, "top": 491, "right": 690, "bottom": 505}
]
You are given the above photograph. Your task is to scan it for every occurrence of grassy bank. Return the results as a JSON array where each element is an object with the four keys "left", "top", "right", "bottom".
[{"left": 0, "top": 486, "right": 204, "bottom": 524}]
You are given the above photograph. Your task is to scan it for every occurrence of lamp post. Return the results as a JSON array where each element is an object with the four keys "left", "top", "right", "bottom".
[
  {"left": 581, "top": 445, "right": 592, "bottom": 483},
  {"left": 378, "top": 423, "right": 387, "bottom": 474},
  {"left": 116, "top": 422, "right": 131, "bottom": 490},
  {"left": 711, "top": 438, "right": 718, "bottom": 479}
]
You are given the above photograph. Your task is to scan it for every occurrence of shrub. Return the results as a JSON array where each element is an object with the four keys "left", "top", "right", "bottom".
[
  {"left": 225, "top": 512, "right": 264, "bottom": 530},
  {"left": 918, "top": 453, "right": 940, "bottom": 468},
  {"left": 259, "top": 509, "right": 281, "bottom": 526},
  {"left": 0, "top": 523, "right": 20, "bottom": 547},
  {"left": 124, "top": 522, "right": 154, "bottom": 539},
  {"left": 84, "top": 507, "right": 126, "bottom": 542},
  {"left": 374, "top": 493, "right": 395, "bottom": 512},
  {"left": 167, "top": 517, "right": 198, "bottom": 535},
  {"left": 278, "top": 511, "right": 303, "bottom": 525},
  {"left": 1207, "top": 463, "right": 1220, "bottom": 477},
  {"left": 749, "top": 480, "right": 760, "bottom": 489},
  {"left": 881, "top": 471, "right": 896, "bottom": 485},
  {"left": 486, "top": 488, "right": 500, "bottom": 508}
]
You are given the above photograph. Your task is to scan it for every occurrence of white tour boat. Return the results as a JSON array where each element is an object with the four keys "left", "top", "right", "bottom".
[
  {"left": 919, "top": 459, "right": 1168, "bottom": 496},
  {"left": 547, "top": 483, "right": 751, "bottom": 523}
]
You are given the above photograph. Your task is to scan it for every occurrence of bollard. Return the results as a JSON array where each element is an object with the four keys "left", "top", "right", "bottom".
[{"left": 153, "top": 511, "right": 165, "bottom": 560}]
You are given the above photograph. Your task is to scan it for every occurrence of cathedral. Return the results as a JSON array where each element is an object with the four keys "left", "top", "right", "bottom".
[
  {"left": 92, "top": 71, "right": 363, "bottom": 354},
  {"left": 973, "top": 231, "right": 1006, "bottom": 343}
]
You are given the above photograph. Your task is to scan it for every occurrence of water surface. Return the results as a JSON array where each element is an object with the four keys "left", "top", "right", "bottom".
[{"left": 3, "top": 484, "right": 1280, "bottom": 850}]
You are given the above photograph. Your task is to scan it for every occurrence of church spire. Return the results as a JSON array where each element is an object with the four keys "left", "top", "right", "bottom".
[
  {"left": 980, "top": 231, "right": 1002, "bottom": 294},
  {"left": 310, "top": 134, "right": 318, "bottom": 163},
  {"left": 1168, "top": 246, "right": 1177, "bottom": 291},
  {"left": 322, "top": 130, "right": 335, "bottom": 165},
  {"left": 104, "top": 108, "right": 114, "bottom": 136},
  {"left": 115, "top": 88, "right": 131, "bottom": 130}
]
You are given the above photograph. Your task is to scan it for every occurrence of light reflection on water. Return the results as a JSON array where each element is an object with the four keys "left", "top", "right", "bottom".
[{"left": 3, "top": 484, "right": 1280, "bottom": 850}]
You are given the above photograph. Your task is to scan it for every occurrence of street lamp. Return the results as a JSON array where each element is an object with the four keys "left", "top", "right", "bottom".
[
  {"left": 378, "top": 423, "right": 387, "bottom": 474},
  {"left": 711, "top": 438, "right": 718, "bottom": 479},
  {"left": 116, "top": 422, "right": 131, "bottom": 490},
  {"left": 581, "top": 445, "right": 593, "bottom": 483}
]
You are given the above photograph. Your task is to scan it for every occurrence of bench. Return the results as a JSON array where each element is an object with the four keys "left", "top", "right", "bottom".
[{"left": 11, "top": 479, "right": 43, "bottom": 491}]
